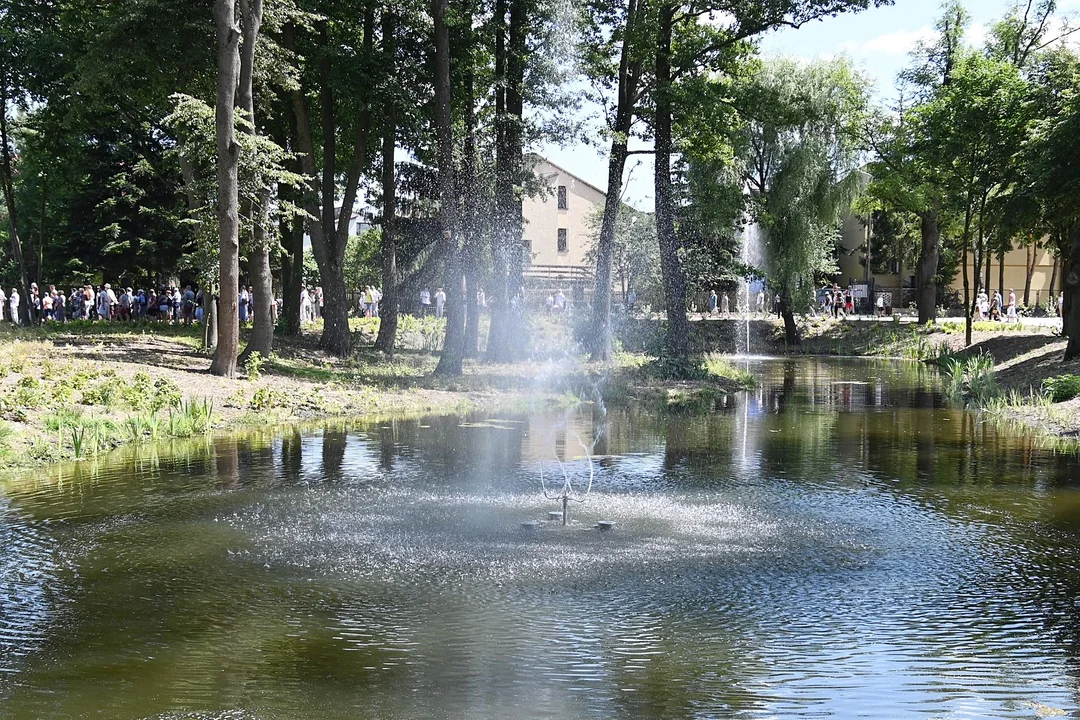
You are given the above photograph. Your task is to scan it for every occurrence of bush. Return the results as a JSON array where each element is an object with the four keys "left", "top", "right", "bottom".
[
  {"left": 244, "top": 351, "right": 264, "bottom": 381},
  {"left": 1043, "top": 374, "right": 1080, "bottom": 403}
]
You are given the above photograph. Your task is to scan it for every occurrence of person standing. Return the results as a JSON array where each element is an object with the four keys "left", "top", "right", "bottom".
[
  {"left": 434, "top": 287, "right": 446, "bottom": 319},
  {"left": 420, "top": 288, "right": 431, "bottom": 316},
  {"left": 8, "top": 288, "right": 18, "bottom": 325},
  {"left": 315, "top": 287, "right": 324, "bottom": 320},
  {"left": 97, "top": 284, "right": 115, "bottom": 321},
  {"left": 709, "top": 290, "right": 718, "bottom": 315},
  {"left": 720, "top": 292, "right": 729, "bottom": 314},
  {"left": 554, "top": 288, "right": 567, "bottom": 314},
  {"left": 239, "top": 286, "right": 250, "bottom": 324},
  {"left": 54, "top": 290, "right": 65, "bottom": 322},
  {"left": 300, "top": 286, "right": 311, "bottom": 324}
]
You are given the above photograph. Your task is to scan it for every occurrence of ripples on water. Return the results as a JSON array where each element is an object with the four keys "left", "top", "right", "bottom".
[{"left": 1, "top": 358, "right": 1080, "bottom": 719}]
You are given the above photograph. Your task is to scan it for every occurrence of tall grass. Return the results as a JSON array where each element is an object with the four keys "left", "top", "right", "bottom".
[{"left": 941, "top": 353, "right": 999, "bottom": 405}]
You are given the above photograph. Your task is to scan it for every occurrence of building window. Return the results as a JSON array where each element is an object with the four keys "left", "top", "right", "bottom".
[
  {"left": 557, "top": 185, "right": 568, "bottom": 210},
  {"left": 557, "top": 228, "right": 568, "bottom": 253}
]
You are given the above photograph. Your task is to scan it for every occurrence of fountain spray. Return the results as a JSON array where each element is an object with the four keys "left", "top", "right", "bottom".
[{"left": 539, "top": 428, "right": 596, "bottom": 526}]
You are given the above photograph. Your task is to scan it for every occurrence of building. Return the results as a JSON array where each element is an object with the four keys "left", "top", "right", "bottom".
[
  {"left": 838, "top": 215, "right": 1061, "bottom": 310},
  {"left": 521, "top": 157, "right": 607, "bottom": 291}
]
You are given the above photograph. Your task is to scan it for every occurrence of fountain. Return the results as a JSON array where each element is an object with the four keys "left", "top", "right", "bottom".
[
  {"left": 738, "top": 222, "right": 764, "bottom": 358},
  {"left": 539, "top": 427, "right": 596, "bottom": 526}
]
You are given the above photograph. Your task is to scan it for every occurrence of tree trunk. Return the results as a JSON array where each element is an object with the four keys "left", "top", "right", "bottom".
[
  {"left": 961, "top": 203, "right": 973, "bottom": 348},
  {"left": 998, "top": 247, "right": 1005, "bottom": 303},
  {"left": 240, "top": 201, "right": 274, "bottom": 363},
  {"left": 236, "top": 0, "right": 270, "bottom": 364},
  {"left": 485, "top": 0, "right": 527, "bottom": 363},
  {"left": 374, "top": 12, "right": 399, "bottom": 355},
  {"left": 653, "top": 2, "right": 691, "bottom": 370},
  {"left": 588, "top": 0, "right": 640, "bottom": 362},
  {"left": 916, "top": 211, "right": 940, "bottom": 325},
  {"left": 781, "top": 300, "right": 799, "bottom": 346},
  {"left": 209, "top": 0, "right": 241, "bottom": 378},
  {"left": 462, "top": 10, "right": 481, "bottom": 360},
  {"left": 1063, "top": 223, "right": 1080, "bottom": 359},
  {"left": 281, "top": 19, "right": 372, "bottom": 357},
  {"left": 1023, "top": 240, "right": 1036, "bottom": 307},
  {"left": 486, "top": 0, "right": 511, "bottom": 361},
  {"left": 433, "top": 0, "right": 464, "bottom": 376},
  {"left": 281, "top": 193, "right": 303, "bottom": 335},
  {"left": 0, "top": 78, "right": 35, "bottom": 326},
  {"left": 1049, "top": 255, "right": 1058, "bottom": 298}
]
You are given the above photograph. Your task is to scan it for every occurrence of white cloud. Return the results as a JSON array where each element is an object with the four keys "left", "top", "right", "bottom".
[
  {"left": 965, "top": 22, "right": 989, "bottom": 49},
  {"left": 841, "top": 26, "right": 935, "bottom": 57}
]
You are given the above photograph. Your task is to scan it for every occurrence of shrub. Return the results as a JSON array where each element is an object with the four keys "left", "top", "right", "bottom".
[
  {"left": 151, "top": 377, "right": 182, "bottom": 412},
  {"left": 244, "top": 351, "right": 265, "bottom": 381},
  {"left": 250, "top": 386, "right": 288, "bottom": 411},
  {"left": 1043, "top": 374, "right": 1080, "bottom": 403}
]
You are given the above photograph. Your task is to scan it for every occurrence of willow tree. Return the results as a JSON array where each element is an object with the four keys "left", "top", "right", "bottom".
[
  {"left": 585, "top": 0, "right": 888, "bottom": 370},
  {"left": 741, "top": 57, "right": 870, "bottom": 345}
]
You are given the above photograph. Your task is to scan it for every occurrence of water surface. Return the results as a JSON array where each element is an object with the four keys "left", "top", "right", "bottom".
[{"left": 3, "top": 357, "right": 1080, "bottom": 719}]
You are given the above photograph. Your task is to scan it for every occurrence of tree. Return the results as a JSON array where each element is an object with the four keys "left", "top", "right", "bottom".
[
  {"left": 866, "top": 1, "right": 969, "bottom": 324},
  {"left": 374, "top": 11, "right": 400, "bottom": 355},
  {"left": 432, "top": 0, "right": 462, "bottom": 375},
  {"left": 650, "top": 0, "right": 889, "bottom": 371},
  {"left": 280, "top": 6, "right": 379, "bottom": 358},
  {"left": 236, "top": 0, "right": 272, "bottom": 364},
  {"left": 210, "top": 0, "right": 242, "bottom": 377},
  {"left": 584, "top": 206, "right": 660, "bottom": 308},
  {"left": 740, "top": 58, "right": 870, "bottom": 345}
]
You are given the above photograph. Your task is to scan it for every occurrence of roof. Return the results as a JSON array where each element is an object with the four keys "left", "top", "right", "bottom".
[{"left": 527, "top": 154, "right": 609, "bottom": 199}]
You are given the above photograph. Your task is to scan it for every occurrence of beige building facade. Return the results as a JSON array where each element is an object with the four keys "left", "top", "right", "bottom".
[
  {"left": 522, "top": 158, "right": 607, "bottom": 283},
  {"left": 837, "top": 214, "right": 1061, "bottom": 308}
]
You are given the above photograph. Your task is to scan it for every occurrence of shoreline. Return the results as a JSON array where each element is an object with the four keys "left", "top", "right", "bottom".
[
  {"left": 0, "top": 321, "right": 753, "bottom": 474},
  {"left": 1, "top": 314, "right": 1077, "bottom": 475}
]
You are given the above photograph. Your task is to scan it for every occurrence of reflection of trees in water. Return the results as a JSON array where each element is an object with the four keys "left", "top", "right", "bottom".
[{"left": 322, "top": 425, "right": 347, "bottom": 479}]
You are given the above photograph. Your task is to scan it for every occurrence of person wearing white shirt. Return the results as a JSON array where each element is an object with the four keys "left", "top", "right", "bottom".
[
  {"left": 97, "top": 284, "right": 117, "bottom": 321},
  {"left": 8, "top": 289, "right": 18, "bottom": 325},
  {"left": 434, "top": 288, "right": 446, "bottom": 319}
]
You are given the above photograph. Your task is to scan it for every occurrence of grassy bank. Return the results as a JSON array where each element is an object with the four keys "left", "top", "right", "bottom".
[{"left": 0, "top": 318, "right": 754, "bottom": 471}]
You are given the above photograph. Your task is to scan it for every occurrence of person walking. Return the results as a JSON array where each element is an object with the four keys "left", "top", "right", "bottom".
[{"left": 720, "top": 292, "right": 729, "bottom": 314}]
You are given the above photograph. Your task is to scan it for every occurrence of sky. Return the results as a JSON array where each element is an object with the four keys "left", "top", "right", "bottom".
[{"left": 539, "top": 0, "right": 1080, "bottom": 211}]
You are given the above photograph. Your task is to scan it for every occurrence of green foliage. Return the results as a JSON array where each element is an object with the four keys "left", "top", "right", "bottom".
[
  {"left": 941, "top": 353, "right": 999, "bottom": 404},
  {"left": 584, "top": 207, "right": 662, "bottom": 309},
  {"left": 1042, "top": 374, "right": 1080, "bottom": 403},
  {"left": 738, "top": 57, "right": 870, "bottom": 319},
  {"left": 244, "top": 351, "right": 264, "bottom": 381},
  {"left": 250, "top": 386, "right": 288, "bottom": 412},
  {"left": 703, "top": 355, "right": 757, "bottom": 389}
]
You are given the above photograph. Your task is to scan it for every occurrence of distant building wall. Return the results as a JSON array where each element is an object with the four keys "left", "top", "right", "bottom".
[
  {"left": 837, "top": 213, "right": 1060, "bottom": 306},
  {"left": 522, "top": 158, "right": 606, "bottom": 274}
]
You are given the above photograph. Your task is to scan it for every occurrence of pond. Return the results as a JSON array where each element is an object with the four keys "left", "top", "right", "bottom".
[{"left": 2, "top": 357, "right": 1080, "bottom": 719}]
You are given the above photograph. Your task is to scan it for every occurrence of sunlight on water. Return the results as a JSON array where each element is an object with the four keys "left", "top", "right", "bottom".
[{"left": 0, "top": 358, "right": 1079, "bottom": 719}]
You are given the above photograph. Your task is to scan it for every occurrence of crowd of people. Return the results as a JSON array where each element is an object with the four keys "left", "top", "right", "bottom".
[{"left": 0, "top": 282, "right": 204, "bottom": 325}]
